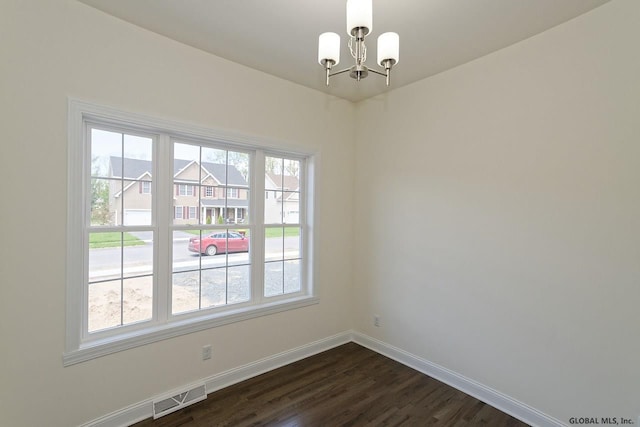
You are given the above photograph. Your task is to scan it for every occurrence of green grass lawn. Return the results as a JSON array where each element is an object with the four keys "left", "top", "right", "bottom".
[
  {"left": 179, "top": 227, "right": 299, "bottom": 238},
  {"left": 89, "top": 232, "right": 146, "bottom": 249},
  {"left": 266, "top": 227, "right": 299, "bottom": 238}
]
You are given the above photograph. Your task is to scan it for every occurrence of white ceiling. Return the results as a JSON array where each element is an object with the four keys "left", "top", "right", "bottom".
[{"left": 78, "top": 0, "right": 610, "bottom": 102}]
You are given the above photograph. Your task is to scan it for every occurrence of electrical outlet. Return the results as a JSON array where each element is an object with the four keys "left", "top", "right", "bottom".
[
  {"left": 202, "top": 345, "right": 212, "bottom": 360},
  {"left": 374, "top": 315, "right": 380, "bottom": 327}
]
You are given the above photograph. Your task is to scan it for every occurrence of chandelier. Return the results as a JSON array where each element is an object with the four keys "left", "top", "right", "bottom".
[{"left": 318, "top": 0, "right": 399, "bottom": 86}]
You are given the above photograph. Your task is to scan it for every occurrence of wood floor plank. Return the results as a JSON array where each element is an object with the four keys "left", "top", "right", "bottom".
[{"left": 132, "top": 343, "right": 529, "bottom": 427}]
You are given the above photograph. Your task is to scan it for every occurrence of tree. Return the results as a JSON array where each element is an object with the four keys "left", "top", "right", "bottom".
[
  {"left": 90, "top": 178, "right": 111, "bottom": 225},
  {"left": 265, "top": 156, "right": 281, "bottom": 174}
]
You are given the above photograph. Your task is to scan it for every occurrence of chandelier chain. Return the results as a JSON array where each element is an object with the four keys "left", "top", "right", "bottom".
[{"left": 348, "top": 37, "right": 366, "bottom": 63}]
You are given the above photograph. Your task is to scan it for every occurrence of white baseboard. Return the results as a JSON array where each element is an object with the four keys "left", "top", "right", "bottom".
[
  {"left": 81, "top": 331, "right": 352, "bottom": 427},
  {"left": 82, "top": 330, "right": 564, "bottom": 427},
  {"left": 351, "top": 331, "right": 565, "bottom": 427}
]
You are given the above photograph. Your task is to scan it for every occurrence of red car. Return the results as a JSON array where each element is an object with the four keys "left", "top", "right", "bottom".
[{"left": 188, "top": 231, "right": 249, "bottom": 256}]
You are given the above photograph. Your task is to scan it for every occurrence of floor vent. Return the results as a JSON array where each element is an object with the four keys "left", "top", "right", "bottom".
[{"left": 152, "top": 383, "right": 207, "bottom": 419}]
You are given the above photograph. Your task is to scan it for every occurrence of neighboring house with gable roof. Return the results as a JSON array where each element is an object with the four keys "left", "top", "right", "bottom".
[
  {"left": 265, "top": 172, "right": 300, "bottom": 224},
  {"left": 109, "top": 157, "right": 249, "bottom": 225}
]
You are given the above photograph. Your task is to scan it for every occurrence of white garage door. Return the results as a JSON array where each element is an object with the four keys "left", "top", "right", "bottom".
[{"left": 123, "top": 210, "right": 151, "bottom": 226}]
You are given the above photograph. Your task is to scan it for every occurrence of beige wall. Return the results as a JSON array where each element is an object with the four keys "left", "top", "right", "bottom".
[
  {"left": 0, "top": 1, "right": 354, "bottom": 426},
  {"left": 2, "top": 0, "right": 639, "bottom": 425},
  {"left": 353, "top": 0, "right": 639, "bottom": 423}
]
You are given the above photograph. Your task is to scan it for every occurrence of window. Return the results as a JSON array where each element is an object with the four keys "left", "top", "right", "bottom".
[
  {"left": 177, "top": 184, "right": 195, "bottom": 196},
  {"left": 264, "top": 156, "right": 302, "bottom": 296},
  {"left": 226, "top": 187, "right": 239, "bottom": 198},
  {"left": 66, "top": 100, "right": 316, "bottom": 365},
  {"left": 188, "top": 206, "right": 197, "bottom": 219}
]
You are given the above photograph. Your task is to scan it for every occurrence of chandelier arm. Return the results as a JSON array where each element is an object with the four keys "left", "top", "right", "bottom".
[
  {"left": 368, "top": 69, "right": 387, "bottom": 77},
  {"left": 329, "top": 68, "right": 353, "bottom": 77}
]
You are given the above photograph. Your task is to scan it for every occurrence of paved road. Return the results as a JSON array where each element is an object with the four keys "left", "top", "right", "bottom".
[{"left": 89, "top": 234, "right": 300, "bottom": 279}]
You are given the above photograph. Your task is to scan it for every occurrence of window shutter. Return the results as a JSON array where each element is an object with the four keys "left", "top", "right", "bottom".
[
  {"left": 176, "top": 185, "right": 179, "bottom": 196},
  {"left": 139, "top": 182, "right": 142, "bottom": 193},
  {"left": 183, "top": 206, "right": 187, "bottom": 219},
  {"left": 192, "top": 185, "right": 196, "bottom": 196}
]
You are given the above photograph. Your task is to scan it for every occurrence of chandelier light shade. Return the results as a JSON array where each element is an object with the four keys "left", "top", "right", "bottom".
[
  {"left": 377, "top": 32, "right": 399, "bottom": 66},
  {"left": 318, "top": 0, "right": 399, "bottom": 86},
  {"left": 318, "top": 32, "right": 341, "bottom": 66},
  {"left": 346, "top": 0, "right": 372, "bottom": 36}
]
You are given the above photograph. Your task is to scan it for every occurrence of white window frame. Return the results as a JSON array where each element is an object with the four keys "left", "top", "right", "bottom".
[
  {"left": 177, "top": 184, "right": 193, "bottom": 196},
  {"left": 141, "top": 181, "right": 151, "bottom": 194},
  {"left": 65, "top": 99, "right": 318, "bottom": 366},
  {"left": 226, "top": 187, "right": 239, "bottom": 199},
  {"left": 175, "top": 205, "right": 183, "bottom": 219},
  {"left": 188, "top": 206, "right": 196, "bottom": 219}
]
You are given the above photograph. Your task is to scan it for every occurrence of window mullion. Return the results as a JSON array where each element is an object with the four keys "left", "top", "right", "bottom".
[
  {"left": 253, "top": 150, "right": 266, "bottom": 303},
  {"left": 155, "top": 134, "right": 172, "bottom": 323}
]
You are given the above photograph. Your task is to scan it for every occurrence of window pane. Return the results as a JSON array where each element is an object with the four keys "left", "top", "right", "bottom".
[
  {"left": 200, "top": 265, "right": 251, "bottom": 308},
  {"left": 265, "top": 156, "right": 284, "bottom": 188},
  {"left": 123, "top": 235, "right": 152, "bottom": 278},
  {"left": 284, "top": 260, "right": 301, "bottom": 294},
  {"left": 122, "top": 276, "right": 153, "bottom": 325},
  {"left": 265, "top": 156, "right": 299, "bottom": 226},
  {"left": 88, "top": 231, "right": 154, "bottom": 331},
  {"left": 173, "top": 143, "right": 201, "bottom": 225},
  {"left": 172, "top": 230, "right": 202, "bottom": 314},
  {"left": 228, "top": 229, "right": 250, "bottom": 267},
  {"left": 122, "top": 180, "right": 152, "bottom": 226},
  {"left": 88, "top": 280, "right": 121, "bottom": 332},
  {"left": 90, "top": 178, "right": 119, "bottom": 226},
  {"left": 91, "top": 129, "right": 121, "bottom": 179},
  {"left": 201, "top": 146, "right": 227, "bottom": 185},
  {"left": 265, "top": 227, "right": 283, "bottom": 261},
  {"left": 123, "top": 134, "right": 152, "bottom": 178},
  {"left": 264, "top": 261, "right": 283, "bottom": 297},
  {"left": 172, "top": 271, "right": 200, "bottom": 315},
  {"left": 263, "top": 224, "right": 301, "bottom": 298},
  {"left": 283, "top": 159, "right": 300, "bottom": 182},
  {"left": 174, "top": 226, "right": 251, "bottom": 313},
  {"left": 175, "top": 230, "right": 200, "bottom": 273},
  {"left": 89, "top": 232, "right": 121, "bottom": 283},
  {"left": 284, "top": 227, "right": 301, "bottom": 260},
  {"left": 201, "top": 267, "right": 227, "bottom": 308},
  {"left": 227, "top": 265, "right": 251, "bottom": 304},
  {"left": 174, "top": 142, "right": 200, "bottom": 165},
  {"left": 226, "top": 151, "right": 249, "bottom": 225}
]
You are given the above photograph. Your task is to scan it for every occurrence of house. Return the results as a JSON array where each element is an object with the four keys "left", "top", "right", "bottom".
[
  {"left": 108, "top": 157, "right": 249, "bottom": 225},
  {"left": 3, "top": 1, "right": 639, "bottom": 427},
  {"left": 265, "top": 172, "right": 300, "bottom": 224}
]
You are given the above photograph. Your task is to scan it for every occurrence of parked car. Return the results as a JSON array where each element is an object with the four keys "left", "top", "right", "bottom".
[{"left": 188, "top": 231, "right": 249, "bottom": 256}]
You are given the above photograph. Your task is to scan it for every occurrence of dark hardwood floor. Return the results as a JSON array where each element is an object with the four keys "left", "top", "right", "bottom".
[{"left": 133, "top": 343, "right": 529, "bottom": 426}]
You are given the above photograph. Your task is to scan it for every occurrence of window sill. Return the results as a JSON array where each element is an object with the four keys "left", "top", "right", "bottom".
[{"left": 63, "top": 296, "right": 319, "bottom": 366}]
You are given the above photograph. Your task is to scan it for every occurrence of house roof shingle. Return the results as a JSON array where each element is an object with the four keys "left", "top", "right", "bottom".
[
  {"left": 266, "top": 172, "right": 299, "bottom": 201},
  {"left": 110, "top": 157, "right": 248, "bottom": 187}
]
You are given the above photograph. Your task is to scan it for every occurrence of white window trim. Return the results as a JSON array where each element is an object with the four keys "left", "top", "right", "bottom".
[
  {"left": 178, "top": 184, "right": 193, "bottom": 196},
  {"left": 66, "top": 99, "right": 319, "bottom": 366},
  {"left": 226, "top": 187, "right": 239, "bottom": 199},
  {"left": 175, "top": 205, "right": 184, "bottom": 219}
]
